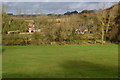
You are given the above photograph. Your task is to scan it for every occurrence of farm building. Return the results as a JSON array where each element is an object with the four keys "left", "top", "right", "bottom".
[{"left": 76, "top": 26, "right": 88, "bottom": 34}]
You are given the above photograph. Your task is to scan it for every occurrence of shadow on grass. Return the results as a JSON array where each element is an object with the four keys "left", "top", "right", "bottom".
[
  {"left": 2, "top": 73, "right": 31, "bottom": 78},
  {"left": 60, "top": 60, "right": 118, "bottom": 78},
  {"left": 1, "top": 48, "right": 5, "bottom": 55},
  {"left": 2, "top": 48, "right": 5, "bottom": 53}
]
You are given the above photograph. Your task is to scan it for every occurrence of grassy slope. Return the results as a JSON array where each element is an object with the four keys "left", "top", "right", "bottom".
[{"left": 2, "top": 45, "right": 118, "bottom": 78}]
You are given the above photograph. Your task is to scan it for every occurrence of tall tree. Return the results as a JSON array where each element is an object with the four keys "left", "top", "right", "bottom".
[{"left": 96, "top": 2, "right": 111, "bottom": 44}]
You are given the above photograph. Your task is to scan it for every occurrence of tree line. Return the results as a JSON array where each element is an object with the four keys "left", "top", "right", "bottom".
[{"left": 2, "top": 3, "right": 120, "bottom": 46}]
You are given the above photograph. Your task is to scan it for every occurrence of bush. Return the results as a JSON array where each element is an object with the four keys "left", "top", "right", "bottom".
[{"left": 2, "top": 34, "right": 31, "bottom": 46}]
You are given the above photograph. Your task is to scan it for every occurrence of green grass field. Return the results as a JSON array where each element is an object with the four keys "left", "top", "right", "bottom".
[{"left": 2, "top": 45, "right": 118, "bottom": 78}]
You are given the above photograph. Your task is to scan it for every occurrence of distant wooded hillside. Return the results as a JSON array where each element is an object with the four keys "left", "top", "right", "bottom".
[{"left": 2, "top": 3, "right": 120, "bottom": 46}]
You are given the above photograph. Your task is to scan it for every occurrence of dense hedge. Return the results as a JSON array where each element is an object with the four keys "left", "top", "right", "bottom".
[{"left": 2, "top": 34, "right": 103, "bottom": 46}]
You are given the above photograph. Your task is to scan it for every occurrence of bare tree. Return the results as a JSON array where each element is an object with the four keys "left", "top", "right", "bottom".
[
  {"left": 96, "top": 2, "right": 119, "bottom": 44},
  {"left": 23, "top": 7, "right": 28, "bottom": 17},
  {"left": 105, "top": 2, "right": 118, "bottom": 35},
  {"left": 96, "top": 2, "right": 109, "bottom": 45},
  {"left": 16, "top": 8, "right": 22, "bottom": 15},
  {"left": 34, "top": 8, "right": 43, "bottom": 15},
  {"left": 2, "top": 3, "right": 9, "bottom": 14}
]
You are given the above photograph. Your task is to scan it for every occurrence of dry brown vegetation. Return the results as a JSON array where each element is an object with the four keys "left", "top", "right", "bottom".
[{"left": 2, "top": 3, "right": 120, "bottom": 45}]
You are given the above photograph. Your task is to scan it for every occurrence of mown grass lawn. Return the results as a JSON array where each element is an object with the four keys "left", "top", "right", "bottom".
[{"left": 2, "top": 45, "right": 118, "bottom": 78}]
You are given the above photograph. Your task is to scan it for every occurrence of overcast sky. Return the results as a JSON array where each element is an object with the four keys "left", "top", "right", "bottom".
[{"left": 3, "top": 2, "right": 117, "bottom": 14}]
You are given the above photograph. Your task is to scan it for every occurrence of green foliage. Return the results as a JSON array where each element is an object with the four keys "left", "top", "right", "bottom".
[
  {"left": 2, "top": 3, "right": 120, "bottom": 45},
  {"left": 2, "top": 34, "right": 31, "bottom": 46}
]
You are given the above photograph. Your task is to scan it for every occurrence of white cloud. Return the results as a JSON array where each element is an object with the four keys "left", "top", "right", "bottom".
[
  {"left": 2, "top": 0, "right": 119, "bottom": 2},
  {"left": 69, "top": 3, "right": 82, "bottom": 9},
  {"left": 3, "top": 2, "right": 117, "bottom": 14}
]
